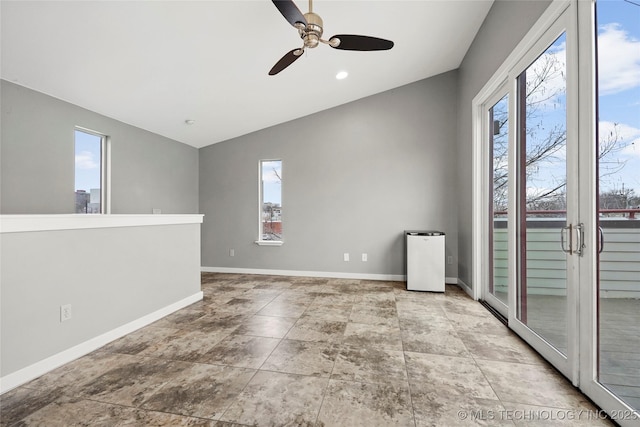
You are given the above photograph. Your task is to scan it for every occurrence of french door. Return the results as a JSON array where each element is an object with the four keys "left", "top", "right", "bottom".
[
  {"left": 479, "top": 6, "right": 577, "bottom": 378},
  {"left": 507, "top": 10, "right": 578, "bottom": 380},
  {"left": 478, "top": 1, "right": 639, "bottom": 424}
]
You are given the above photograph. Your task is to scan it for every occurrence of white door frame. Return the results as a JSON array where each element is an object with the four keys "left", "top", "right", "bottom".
[{"left": 472, "top": 1, "right": 639, "bottom": 423}]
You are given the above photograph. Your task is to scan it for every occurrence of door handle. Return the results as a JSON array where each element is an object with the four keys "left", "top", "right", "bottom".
[
  {"left": 560, "top": 224, "right": 572, "bottom": 255},
  {"left": 598, "top": 226, "right": 604, "bottom": 254},
  {"left": 575, "top": 223, "right": 585, "bottom": 256}
]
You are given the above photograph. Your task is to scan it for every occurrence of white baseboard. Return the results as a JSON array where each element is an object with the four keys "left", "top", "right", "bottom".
[
  {"left": 0, "top": 291, "right": 203, "bottom": 395},
  {"left": 202, "top": 266, "right": 404, "bottom": 281},
  {"left": 202, "top": 266, "right": 459, "bottom": 286}
]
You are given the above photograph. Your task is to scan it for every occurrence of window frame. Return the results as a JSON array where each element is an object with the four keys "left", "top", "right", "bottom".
[
  {"left": 255, "top": 159, "right": 283, "bottom": 246},
  {"left": 74, "top": 126, "right": 110, "bottom": 214}
]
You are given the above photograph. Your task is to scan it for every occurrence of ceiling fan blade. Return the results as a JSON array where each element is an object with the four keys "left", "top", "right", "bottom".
[
  {"left": 329, "top": 34, "right": 394, "bottom": 51},
  {"left": 269, "top": 49, "right": 304, "bottom": 75},
  {"left": 272, "top": 0, "right": 307, "bottom": 28}
]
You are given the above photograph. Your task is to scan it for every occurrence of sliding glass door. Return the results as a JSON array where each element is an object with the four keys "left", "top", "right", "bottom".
[
  {"left": 477, "top": 1, "right": 639, "bottom": 423},
  {"left": 486, "top": 90, "right": 510, "bottom": 316},
  {"left": 509, "top": 12, "right": 578, "bottom": 379}
]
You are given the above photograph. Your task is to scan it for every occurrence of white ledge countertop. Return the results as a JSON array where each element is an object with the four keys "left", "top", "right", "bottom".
[{"left": 0, "top": 214, "right": 204, "bottom": 234}]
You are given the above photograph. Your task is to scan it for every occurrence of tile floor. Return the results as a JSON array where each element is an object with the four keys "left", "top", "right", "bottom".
[{"left": 1, "top": 273, "right": 615, "bottom": 426}]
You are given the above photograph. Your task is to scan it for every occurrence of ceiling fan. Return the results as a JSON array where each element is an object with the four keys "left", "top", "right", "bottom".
[{"left": 269, "top": 0, "right": 394, "bottom": 75}]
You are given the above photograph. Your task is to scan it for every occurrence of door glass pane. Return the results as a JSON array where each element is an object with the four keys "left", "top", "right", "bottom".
[
  {"left": 517, "top": 33, "right": 568, "bottom": 354},
  {"left": 596, "top": 0, "right": 640, "bottom": 411},
  {"left": 490, "top": 94, "right": 509, "bottom": 306}
]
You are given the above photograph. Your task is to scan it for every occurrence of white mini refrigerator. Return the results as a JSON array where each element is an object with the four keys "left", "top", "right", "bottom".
[{"left": 406, "top": 231, "right": 445, "bottom": 292}]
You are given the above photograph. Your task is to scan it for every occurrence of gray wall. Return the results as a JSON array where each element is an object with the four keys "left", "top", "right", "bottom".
[
  {"left": 455, "top": 0, "right": 552, "bottom": 287},
  {"left": 0, "top": 223, "right": 202, "bottom": 376},
  {"left": 200, "top": 71, "right": 459, "bottom": 278},
  {"left": 1, "top": 80, "right": 199, "bottom": 214}
]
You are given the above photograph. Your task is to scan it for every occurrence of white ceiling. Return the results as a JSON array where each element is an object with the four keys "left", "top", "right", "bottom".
[{"left": 1, "top": 0, "right": 493, "bottom": 149}]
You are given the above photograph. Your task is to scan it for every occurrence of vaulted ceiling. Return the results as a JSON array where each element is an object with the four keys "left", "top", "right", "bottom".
[{"left": 1, "top": 1, "right": 494, "bottom": 148}]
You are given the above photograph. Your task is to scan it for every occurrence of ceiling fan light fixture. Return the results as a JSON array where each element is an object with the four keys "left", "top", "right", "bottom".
[{"left": 336, "top": 71, "right": 348, "bottom": 80}]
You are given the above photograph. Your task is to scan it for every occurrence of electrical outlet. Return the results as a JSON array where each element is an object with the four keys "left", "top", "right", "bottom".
[
  {"left": 152, "top": 208, "right": 161, "bottom": 214},
  {"left": 362, "top": 253, "right": 368, "bottom": 262},
  {"left": 60, "top": 304, "right": 72, "bottom": 322},
  {"left": 229, "top": 249, "right": 235, "bottom": 257},
  {"left": 447, "top": 256, "right": 453, "bottom": 265},
  {"left": 343, "top": 253, "right": 350, "bottom": 262}
]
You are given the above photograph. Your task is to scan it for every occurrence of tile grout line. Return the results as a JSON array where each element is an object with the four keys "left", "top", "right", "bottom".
[{"left": 397, "top": 292, "right": 419, "bottom": 427}]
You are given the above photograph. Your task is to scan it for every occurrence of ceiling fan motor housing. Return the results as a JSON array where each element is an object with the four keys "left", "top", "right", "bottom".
[{"left": 300, "top": 12, "right": 323, "bottom": 48}]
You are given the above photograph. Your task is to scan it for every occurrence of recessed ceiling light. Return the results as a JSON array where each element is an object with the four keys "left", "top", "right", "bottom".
[
  {"left": 184, "top": 119, "right": 195, "bottom": 125},
  {"left": 336, "top": 71, "right": 348, "bottom": 80}
]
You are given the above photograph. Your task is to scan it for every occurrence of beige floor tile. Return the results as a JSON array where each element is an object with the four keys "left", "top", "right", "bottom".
[
  {"left": 219, "top": 371, "right": 328, "bottom": 426},
  {"left": 232, "top": 314, "right": 297, "bottom": 338},
  {"left": 101, "top": 325, "right": 182, "bottom": 355},
  {"left": 404, "top": 352, "right": 498, "bottom": 400},
  {"left": 457, "top": 330, "right": 545, "bottom": 364},
  {"left": 256, "top": 300, "right": 310, "bottom": 317},
  {"left": 285, "top": 316, "right": 347, "bottom": 342},
  {"left": 16, "top": 398, "right": 217, "bottom": 426},
  {"left": 411, "top": 394, "right": 514, "bottom": 427},
  {"left": 138, "top": 329, "right": 231, "bottom": 362},
  {"left": 261, "top": 339, "right": 339, "bottom": 377},
  {"left": 446, "top": 311, "right": 512, "bottom": 336},
  {"left": 400, "top": 318, "right": 470, "bottom": 356},
  {"left": 500, "top": 402, "right": 617, "bottom": 426},
  {"left": 77, "top": 355, "right": 192, "bottom": 407},
  {"left": 199, "top": 334, "right": 280, "bottom": 369},
  {"left": 0, "top": 386, "right": 61, "bottom": 427},
  {"left": 19, "top": 350, "right": 124, "bottom": 397},
  {"left": 140, "top": 364, "right": 255, "bottom": 419},
  {"left": 349, "top": 304, "right": 399, "bottom": 326},
  {"left": 343, "top": 322, "right": 403, "bottom": 351},
  {"left": 476, "top": 359, "right": 597, "bottom": 408},
  {"left": 331, "top": 345, "right": 408, "bottom": 385},
  {"left": 304, "top": 302, "right": 353, "bottom": 322},
  {"left": 317, "top": 379, "right": 415, "bottom": 427}
]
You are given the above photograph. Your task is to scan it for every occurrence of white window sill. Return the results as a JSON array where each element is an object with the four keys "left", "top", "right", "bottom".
[{"left": 255, "top": 240, "right": 283, "bottom": 246}]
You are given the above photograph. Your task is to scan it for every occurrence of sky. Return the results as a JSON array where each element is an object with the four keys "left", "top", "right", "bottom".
[
  {"left": 74, "top": 130, "right": 101, "bottom": 192},
  {"left": 596, "top": 0, "right": 640, "bottom": 196},
  {"left": 523, "top": 0, "right": 640, "bottom": 200},
  {"left": 262, "top": 160, "right": 282, "bottom": 205}
]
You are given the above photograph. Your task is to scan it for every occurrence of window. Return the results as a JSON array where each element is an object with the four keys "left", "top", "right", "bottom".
[
  {"left": 257, "top": 160, "right": 282, "bottom": 245},
  {"left": 74, "top": 128, "right": 107, "bottom": 213}
]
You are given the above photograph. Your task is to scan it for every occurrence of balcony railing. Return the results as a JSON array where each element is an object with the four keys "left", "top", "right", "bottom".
[{"left": 492, "top": 209, "right": 640, "bottom": 298}]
